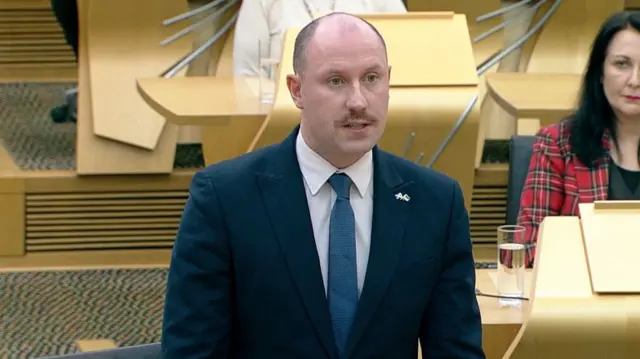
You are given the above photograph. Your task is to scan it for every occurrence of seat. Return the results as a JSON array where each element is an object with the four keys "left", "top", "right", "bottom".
[
  {"left": 36, "top": 343, "right": 160, "bottom": 359},
  {"left": 505, "top": 135, "right": 536, "bottom": 225}
]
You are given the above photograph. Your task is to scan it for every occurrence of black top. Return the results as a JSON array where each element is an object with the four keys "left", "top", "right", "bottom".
[{"left": 608, "top": 162, "right": 640, "bottom": 200}]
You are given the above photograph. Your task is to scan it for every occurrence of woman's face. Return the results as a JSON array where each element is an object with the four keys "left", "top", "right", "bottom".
[{"left": 603, "top": 27, "right": 640, "bottom": 120}]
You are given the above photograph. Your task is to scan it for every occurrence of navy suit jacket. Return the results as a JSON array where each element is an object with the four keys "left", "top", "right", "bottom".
[{"left": 162, "top": 127, "right": 484, "bottom": 359}]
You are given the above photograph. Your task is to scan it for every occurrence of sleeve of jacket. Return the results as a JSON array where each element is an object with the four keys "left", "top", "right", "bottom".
[
  {"left": 420, "top": 180, "right": 485, "bottom": 359},
  {"left": 161, "top": 170, "right": 233, "bottom": 359},
  {"left": 516, "top": 125, "right": 566, "bottom": 266}
]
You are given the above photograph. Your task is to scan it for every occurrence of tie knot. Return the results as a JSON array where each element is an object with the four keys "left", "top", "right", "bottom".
[{"left": 328, "top": 173, "right": 352, "bottom": 199}]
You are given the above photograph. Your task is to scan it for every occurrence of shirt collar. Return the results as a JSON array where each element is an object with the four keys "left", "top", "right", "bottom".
[{"left": 295, "top": 131, "right": 373, "bottom": 198}]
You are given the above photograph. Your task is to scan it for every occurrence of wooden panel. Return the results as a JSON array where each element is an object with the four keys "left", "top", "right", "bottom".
[
  {"left": 0, "top": 248, "right": 172, "bottom": 270},
  {"left": 0, "top": 0, "right": 76, "bottom": 82},
  {"left": 626, "top": 0, "right": 640, "bottom": 9},
  {"left": 75, "top": 0, "right": 190, "bottom": 175},
  {"left": 24, "top": 190, "right": 187, "bottom": 252},
  {"left": 470, "top": 185, "right": 507, "bottom": 244},
  {"left": 524, "top": 0, "right": 625, "bottom": 74},
  {"left": 0, "top": 192, "right": 25, "bottom": 256},
  {"left": 76, "top": 340, "right": 117, "bottom": 352}
]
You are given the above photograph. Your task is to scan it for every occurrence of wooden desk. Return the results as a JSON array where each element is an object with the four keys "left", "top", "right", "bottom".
[
  {"left": 419, "top": 269, "right": 528, "bottom": 359},
  {"left": 137, "top": 76, "right": 272, "bottom": 164},
  {"left": 476, "top": 269, "right": 529, "bottom": 359},
  {"left": 485, "top": 73, "right": 581, "bottom": 130},
  {"left": 136, "top": 76, "right": 271, "bottom": 126}
]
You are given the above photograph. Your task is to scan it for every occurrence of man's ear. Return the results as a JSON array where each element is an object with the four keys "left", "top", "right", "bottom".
[{"left": 286, "top": 74, "right": 304, "bottom": 109}]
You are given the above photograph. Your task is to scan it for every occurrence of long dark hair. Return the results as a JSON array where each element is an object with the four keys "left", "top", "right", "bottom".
[{"left": 569, "top": 11, "right": 640, "bottom": 167}]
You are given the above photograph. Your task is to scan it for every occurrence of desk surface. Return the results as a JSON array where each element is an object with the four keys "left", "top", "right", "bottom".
[
  {"left": 417, "top": 269, "right": 527, "bottom": 359},
  {"left": 476, "top": 269, "right": 529, "bottom": 325},
  {"left": 485, "top": 72, "right": 581, "bottom": 120},
  {"left": 136, "top": 76, "right": 271, "bottom": 125}
]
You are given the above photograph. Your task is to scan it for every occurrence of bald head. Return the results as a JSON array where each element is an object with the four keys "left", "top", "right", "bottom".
[{"left": 292, "top": 12, "right": 388, "bottom": 75}]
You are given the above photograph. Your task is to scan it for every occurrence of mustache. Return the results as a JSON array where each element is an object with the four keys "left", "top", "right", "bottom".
[{"left": 341, "top": 113, "right": 375, "bottom": 124}]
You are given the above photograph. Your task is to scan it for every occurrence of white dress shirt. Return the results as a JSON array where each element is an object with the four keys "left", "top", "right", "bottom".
[
  {"left": 233, "top": 0, "right": 408, "bottom": 77},
  {"left": 295, "top": 132, "right": 374, "bottom": 297}
]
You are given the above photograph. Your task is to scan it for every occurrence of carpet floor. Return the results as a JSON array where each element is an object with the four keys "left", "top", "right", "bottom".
[{"left": 0, "top": 268, "right": 167, "bottom": 359}]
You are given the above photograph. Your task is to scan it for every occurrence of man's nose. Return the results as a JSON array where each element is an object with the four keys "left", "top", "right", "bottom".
[{"left": 346, "top": 84, "right": 367, "bottom": 111}]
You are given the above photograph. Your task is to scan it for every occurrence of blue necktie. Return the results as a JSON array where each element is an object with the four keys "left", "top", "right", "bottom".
[{"left": 327, "top": 173, "right": 358, "bottom": 356}]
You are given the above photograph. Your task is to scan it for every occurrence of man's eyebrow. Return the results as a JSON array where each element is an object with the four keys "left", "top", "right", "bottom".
[{"left": 322, "top": 64, "right": 385, "bottom": 74}]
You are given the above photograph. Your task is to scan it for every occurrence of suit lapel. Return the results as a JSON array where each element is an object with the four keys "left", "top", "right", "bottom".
[
  {"left": 345, "top": 149, "right": 412, "bottom": 358},
  {"left": 256, "top": 128, "right": 338, "bottom": 359}
]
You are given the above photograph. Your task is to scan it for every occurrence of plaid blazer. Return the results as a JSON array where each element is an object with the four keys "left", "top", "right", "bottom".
[{"left": 515, "top": 119, "right": 611, "bottom": 266}]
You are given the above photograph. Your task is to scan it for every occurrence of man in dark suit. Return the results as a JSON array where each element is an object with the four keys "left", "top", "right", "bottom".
[{"left": 162, "top": 12, "right": 484, "bottom": 359}]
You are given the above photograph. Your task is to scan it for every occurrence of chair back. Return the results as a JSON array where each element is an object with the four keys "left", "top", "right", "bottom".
[{"left": 506, "top": 135, "right": 536, "bottom": 225}]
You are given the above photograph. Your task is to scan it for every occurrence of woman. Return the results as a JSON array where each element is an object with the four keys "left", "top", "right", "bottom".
[
  {"left": 517, "top": 11, "right": 640, "bottom": 266},
  {"left": 233, "top": 0, "right": 407, "bottom": 77}
]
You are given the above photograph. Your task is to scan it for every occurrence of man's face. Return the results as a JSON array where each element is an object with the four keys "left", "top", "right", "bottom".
[{"left": 287, "top": 20, "right": 390, "bottom": 168}]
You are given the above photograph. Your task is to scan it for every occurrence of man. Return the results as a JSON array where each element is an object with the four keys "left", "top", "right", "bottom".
[{"left": 162, "top": 12, "right": 485, "bottom": 359}]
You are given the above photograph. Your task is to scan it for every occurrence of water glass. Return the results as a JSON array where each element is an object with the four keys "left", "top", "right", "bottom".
[
  {"left": 258, "top": 40, "right": 279, "bottom": 104},
  {"left": 496, "top": 225, "right": 526, "bottom": 307}
]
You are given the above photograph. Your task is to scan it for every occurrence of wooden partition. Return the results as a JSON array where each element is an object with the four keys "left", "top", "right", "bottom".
[
  {"left": 407, "top": 0, "right": 506, "bottom": 164},
  {"left": 504, "top": 204, "right": 640, "bottom": 358},
  {"left": 406, "top": 0, "right": 503, "bottom": 68},
  {"left": 250, "top": 12, "right": 480, "bottom": 210},
  {"left": 0, "top": 0, "right": 76, "bottom": 82},
  {"left": 522, "top": 0, "right": 625, "bottom": 74},
  {"left": 485, "top": 72, "right": 580, "bottom": 132},
  {"left": 76, "top": 0, "right": 192, "bottom": 174}
]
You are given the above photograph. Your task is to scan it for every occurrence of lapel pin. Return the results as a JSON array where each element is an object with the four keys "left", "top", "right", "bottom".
[{"left": 395, "top": 192, "right": 410, "bottom": 202}]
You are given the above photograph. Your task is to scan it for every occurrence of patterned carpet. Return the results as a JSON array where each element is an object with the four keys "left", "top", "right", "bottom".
[
  {"left": 0, "top": 83, "right": 204, "bottom": 170},
  {"left": 0, "top": 264, "right": 498, "bottom": 359},
  {"left": 0, "top": 268, "right": 167, "bottom": 359}
]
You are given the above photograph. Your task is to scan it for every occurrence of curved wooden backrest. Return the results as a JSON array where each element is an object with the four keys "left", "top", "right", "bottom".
[
  {"left": 76, "top": 0, "right": 192, "bottom": 174},
  {"left": 503, "top": 205, "right": 640, "bottom": 359},
  {"left": 485, "top": 72, "right": 581, "bottom": 130},
  {"left": 521, "top": 0, "right": 625, "bottom": 73},
  {"left": 481, "top": 0, "right": 624, "bottom": 142},
  {"left": 214, "top": 26, "right": 236, "bottom": 76},
  {"left": 407, "top": 0, "right": 503, "bottom": 67},
  {"left": 248, "top": 12, "right": 480, "bottom": 210}
]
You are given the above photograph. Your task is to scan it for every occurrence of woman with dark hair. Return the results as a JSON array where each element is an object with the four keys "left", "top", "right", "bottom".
[{"left": 517, "top": 10, "right": 640, "bottom": 265}]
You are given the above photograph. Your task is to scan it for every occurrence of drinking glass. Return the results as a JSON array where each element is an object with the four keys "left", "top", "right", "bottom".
[{"left": 496, "top": 225, "right": 527, "bottom": 307}]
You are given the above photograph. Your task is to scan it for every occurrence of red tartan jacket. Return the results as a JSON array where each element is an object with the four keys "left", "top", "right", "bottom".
[{"left": 516, "top": 119, "right": 611, "bottom": 266}]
